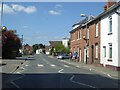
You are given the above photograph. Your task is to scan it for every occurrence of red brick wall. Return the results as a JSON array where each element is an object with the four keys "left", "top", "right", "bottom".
[{"left": 70, "top": 20, "right": 101, "bottom": 64}]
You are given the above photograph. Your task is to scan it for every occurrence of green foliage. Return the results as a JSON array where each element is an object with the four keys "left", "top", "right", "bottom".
[
  {"left": 2, "top": 30, "right": 21, "bottom": 59},
  {"left": 54, "top": 42, "right": 70, "bottom": 54},
  {"left": 32, "top": 43, "right": 45, "bottom": 53}
]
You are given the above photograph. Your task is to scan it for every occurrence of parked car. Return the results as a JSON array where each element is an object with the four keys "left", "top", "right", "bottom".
[
  {"left": 26, "top": 56, "right": 35, "bottom": 60},
  {"left": 57, "top": 54, "right": 71, "bottom": 59}
]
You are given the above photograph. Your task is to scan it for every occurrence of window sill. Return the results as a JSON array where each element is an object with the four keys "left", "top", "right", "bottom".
[
  {"left": 95, "top": 36, "right": 98, "bottom": 38},
  {"left": 95, "top": 58, "right": 98, "bottom": 60},
  {"left": 107, "top": 59, "right": 112, "bottom": 62},
  {"left": 108, "top": 32, "right": 112, "bottom": 35}
]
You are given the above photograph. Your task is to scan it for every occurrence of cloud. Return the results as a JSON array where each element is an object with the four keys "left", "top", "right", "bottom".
[
  {"left": 23, "top": 6, "right": 37, "bottom": 14},
  {"left": 49, "top": 10, "right": 61, "bottom": 15},
  {"left": 55, "top": 4, "right": 62, "bottom": 8},
  {"left": 0, "top": 4, "right": 15, "bottom": 14},
  {"left": 12, "top": 4, "right": 37, "bottom": 14},
  {"left": 0, "top": 4, "right": 37, "bottom": 14}
]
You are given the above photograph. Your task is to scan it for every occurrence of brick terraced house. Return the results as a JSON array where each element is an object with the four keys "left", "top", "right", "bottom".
[{"left": 70, "top": 1, "right": 120, "bottom": 70}]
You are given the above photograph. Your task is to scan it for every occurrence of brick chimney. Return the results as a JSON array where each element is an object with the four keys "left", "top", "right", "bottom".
[{"left": 104, "top": 0, "right": 117, "bottom": 11}]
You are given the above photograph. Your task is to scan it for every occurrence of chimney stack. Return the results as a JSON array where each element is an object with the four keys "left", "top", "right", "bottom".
[{"left": 104, "top": 0, "right": 117, "bottom": 11}]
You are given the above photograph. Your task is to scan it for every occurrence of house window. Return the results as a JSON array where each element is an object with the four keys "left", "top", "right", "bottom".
[
  {"left": 103, "top": 46, "right": 106, "bottom": 57},
  {"left": 109, "top": 16, "right": 112, "bottom": 33},
  {"left": 95, "top": 23, "right": 98, "bottom": 37},
  {"left": 109, "top": 43, "right": 112, "bottom": 58},
  {"left": 87, "top": 46, "right": 89, "bottom": 57},
  {"left": 80, "top": 30, "right": 82, "bottom": 39},
  {"left": 74, "top": 33, "right": 75, "bottom": 40},
  {"left": 87, "top": 29, "right": 89, "bottom": 39},
  {"left": 78, "top": 31, "right": 79, "bottom": 39},
  {"left": 95, "top": 44, "right": 98, "bottom": 59}
]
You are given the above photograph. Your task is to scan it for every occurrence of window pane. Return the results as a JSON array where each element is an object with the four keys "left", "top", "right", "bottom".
[
  {"left": 96, "top": 45, "right": 98, "bottom": 58},
  {"left": 104, "top": 47, "right": 106, "bottom": 57},
  {"left": 109, "top": 16, "right": 112, "bottom": 32},
  {"left": 80, "top": 30, "right": 82, "bottom": 39},
  {"left": 109, "top": 47, "right": 112, "bottom": 58},
  {"left": 87, "top": 29, "right": 89, "bottom": 39},
  {"left": 96, "top": 23, "right": 98, "bottom": 37}
]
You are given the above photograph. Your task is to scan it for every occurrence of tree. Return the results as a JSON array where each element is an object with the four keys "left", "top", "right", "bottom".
[
  {"left": 32, "top": 43, "right": 45, "bottom": 53},
  {"left": 2, "top": 30, "right": 21, "bottom": 59},
  {"left": 54, "top": 42, "right": 70, "bottom": 55}
]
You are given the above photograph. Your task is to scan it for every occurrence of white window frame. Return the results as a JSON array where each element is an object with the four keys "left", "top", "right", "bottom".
[
  {"left": 87, "top": 46, "right": 89, "bottom": 57},
  {"left": 80, "top": 30, "right": 82, "bottom": 39},
  {"left": 87, "top": 28, "right": 89, "bottom": 39},
  {"left": 77, "top": 31, "right": 79, "bottom": 40},
  {"left": 103, "top": 46, "right": 106, "bottom": 57},
  {"left": 109, "top": 43, "right": 112, "bottom": 59},
  {"left": 95, "top": 23, "right": 98, "bottom": 37},
  {"left": 109, "top": 16, "right": 112, "bottom": 33},
  {"left": 95, "top": 44, "right": 98, "bottom": 59}
]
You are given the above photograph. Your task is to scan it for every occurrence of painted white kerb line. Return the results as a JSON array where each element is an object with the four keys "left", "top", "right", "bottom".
[
  {"left": 58, "top": 69, "right": 64, "bottom": 73},
  {"left": 70, "top": 75, "right": 96, "bottom": 88}
]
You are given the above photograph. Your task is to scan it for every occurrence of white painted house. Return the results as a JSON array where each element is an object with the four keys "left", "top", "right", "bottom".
[
  {"left": 36, "top": 49, "right": 42, "bottom": 54},
  {"left": 62, "top": 38, "right": 69, "bottom": 48},
  {"left": 100, "top": 1, "right": 120, "bottom": 70}
]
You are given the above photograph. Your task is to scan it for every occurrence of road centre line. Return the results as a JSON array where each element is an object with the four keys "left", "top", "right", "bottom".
[{"left": 70, "top": 75, "right": 97, "bottom": 88}]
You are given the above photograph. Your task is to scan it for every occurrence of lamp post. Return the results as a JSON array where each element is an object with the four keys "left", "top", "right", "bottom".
[
  {"left": 80, "top": 14, "right": 90, "bottom": 64},
  {"left": 0, "top": 2, "right": 3, "bottom": 29}
]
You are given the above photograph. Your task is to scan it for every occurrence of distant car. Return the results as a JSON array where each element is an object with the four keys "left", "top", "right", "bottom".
[{"left": 57, "top": 54, "right": 71, "bottom": 59}]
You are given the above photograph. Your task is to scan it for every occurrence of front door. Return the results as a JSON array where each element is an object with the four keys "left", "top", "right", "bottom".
[{"left": 91, "top": 45, "right": 94, "bottom": 64}]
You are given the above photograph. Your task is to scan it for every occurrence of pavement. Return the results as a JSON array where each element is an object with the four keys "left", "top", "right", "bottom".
[
  {"left": 49, "top": 56, "right": 120, "bottom": 79},
  {"left": 0, "top": 56, "right": 27, "bottom": 73}
]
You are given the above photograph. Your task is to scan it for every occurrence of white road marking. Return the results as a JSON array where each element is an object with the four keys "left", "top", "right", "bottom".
[
  {"left": 37, "top": 64, "right": 44, "bottom": 67},
  {"left": 70, "top": 75, "right": 96, "bottom": 88},
  {"left": 10, "top": 74, "right": 25, "bottom": 88},
  {"left": 51, "top": 64, "right": 56, "bottom": 67},
  {"left": 76, "top": 65, "right": 80, "bottom": 68},
  {"left": 107, "top": 74, "right": 112, "bottom": 78},
  {"left": 16, "top": 72, "right": 21, "bottom": 74},
  {"left": 20, "top": 67, "right": 25, "bottom": 70},
  {"left": 25, "top": 65, "right": 29, "bottom": 67},
  {"left": 58, "top": 69, "right": 64, "bottom": 73},
  {"left": 89, "top": 68, "right": 92, "bottom": 71},
  {"left": 11, "top": 81, "right": 20, "bottom": 88},
  {"left": 64, "top": 65, "right": 70, "bottom": 67}
]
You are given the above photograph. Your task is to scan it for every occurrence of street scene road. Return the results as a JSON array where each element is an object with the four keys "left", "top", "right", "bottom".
[{"left": 1, "top": 54, "right": 119, "bottom": 89}]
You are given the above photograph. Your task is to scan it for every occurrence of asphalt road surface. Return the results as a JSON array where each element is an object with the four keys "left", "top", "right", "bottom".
[{"left": 2, "top": 54, "right": 119, "bottom": 89}]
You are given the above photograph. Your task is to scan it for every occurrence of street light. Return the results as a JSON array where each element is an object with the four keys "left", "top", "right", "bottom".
[
  {"left": 80, "top": 14, "right": 90, "bottom": 64},
  {"left": 1, "top": 26, "right": 7, "bottom": 32}
]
